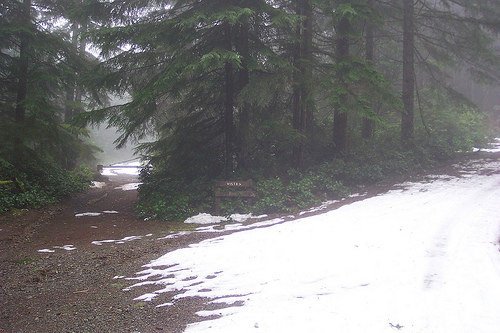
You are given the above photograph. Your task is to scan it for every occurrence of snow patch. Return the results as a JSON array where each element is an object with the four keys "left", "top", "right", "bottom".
[
  {"left": 102, "top": 161, "right": 141, "bottom": 176},
  {"left": 91, "top": 234, "right": 153, "bottom": 246},
  {"left": 75, "top": 210, "right": 119, "bottom": 217},
  {"left": 115, "top": 183, "right": 141, "bottom": 191},
  {"left": 156, "top": 302, "right": 174, "bottom": 308},
  {"left": 37, "top": 249, "right": 55, "bottom": 253},
  {"left": 474, "top": 137, "right": 500, "bottom": 153},
  {"left": 158, "top": 231, "right": 192, "bottom": 240},
  {"left": 75, "top": 212, "right": 101, "bottom": 217},
  {"left": 38, "top": 244, "right": 76, "bottom": 252},
  {"left": 127, "top": 158, "right": 500, "bottom": 333},
  {"left": 184, "top": 213, "right": 227, "bottom": 224},
  {"left": 91, "top": 181, "right": 106, "bottom": 188},
  {"left": 185, "top": 212, "right": 271, "bottom": 225},
  {"left": 54, "top": 245, "right": 76, "bottom": 251}
]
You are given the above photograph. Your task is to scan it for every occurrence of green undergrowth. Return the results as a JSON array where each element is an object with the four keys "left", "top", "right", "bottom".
[
  {"left": 0, "top": 149, "right": 93, "bottom": 214},
  {"left": 137, "top": 139, "right": 469, "bottom": 222}
]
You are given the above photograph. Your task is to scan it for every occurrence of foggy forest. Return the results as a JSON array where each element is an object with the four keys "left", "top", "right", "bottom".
[{"left": 1, "top": 0, "right": 500, "bottom": 218}]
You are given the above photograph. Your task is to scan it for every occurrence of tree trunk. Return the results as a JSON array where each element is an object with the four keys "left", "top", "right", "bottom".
[
  {"left": 402, "top": 0, "right": 415, "bottom": 144},
  {"left": 362, "top": 0, "right": 375, "bottom": 141},
  {"left": 224, "top": 23, "right": 235, "bottom": 176},
  {"left": 74, "top": 21, "right": 87, "bottom": 116},
  {"left": 292, "top": 18, "right": 302, "bottom": 169},
  {"left": 302, "top": 0, "right": 313, "bottom": 135},
  {"left": 65, "top": 24, "right": 79, "bottom": 122},
  {"left": 292, "top": 0, "right": 313, "bottom": 170},
  {"left": 333, "top": 15, "right": 350, "bottom": 155},
  {"left": 15, "top": 0, "right": 31, "bottom": 127},
  {"left": 236, "top": 20, "right": 250, "bottom": 170}
]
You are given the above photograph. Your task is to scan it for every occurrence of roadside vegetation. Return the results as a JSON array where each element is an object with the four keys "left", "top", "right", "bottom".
[
  {"left": 137, "top": 123, "right": 493, "bottom": 221},
  {"left": 0, "top": 148, "right": 93, "bottom": 213},
  {"left": 136, "top": 89, "right": 494, "bottom": 221}
]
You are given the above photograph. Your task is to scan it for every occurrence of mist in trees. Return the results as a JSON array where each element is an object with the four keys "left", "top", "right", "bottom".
[
  {"left": 0, "top": 0, "right": 105, "bottom": 212},
  {"left": 1, "top": 0, "right": 499, "bottom": 217}
]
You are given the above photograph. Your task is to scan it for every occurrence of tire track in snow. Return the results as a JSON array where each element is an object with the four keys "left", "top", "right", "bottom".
[
  {"left": 423, "top": 175, "right": 500, "bottom": 289},
  {"left": 422, "top": 163, "right": 500, "bottom": 291}
]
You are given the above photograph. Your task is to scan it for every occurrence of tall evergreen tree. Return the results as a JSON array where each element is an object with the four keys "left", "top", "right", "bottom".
[
  {"left": 401, "top": 0, "right": 415, "bottom": 143},
  {"left": 332, "top": 1, "right": 351, "bottom": 154},
  {"left": 85, "top": 0, "right": 298, "bottom": 178},
  {"left": 292, "top": 0, "right": 314, "bottom": 169},
  {"left": 324, "top": 0, "right": 394, "bottom": 153},
  {"left": 0, "top": 0, "right": 98, "bottom": 167},
  {"left": 397, "top": 0, "right": 500, "bottom": 143},
  {"left": 361, "top": 0, "right": 375, "bottom": 140},
  {"left": 14, "top": 0, "right": 31, "bottom": 130}
]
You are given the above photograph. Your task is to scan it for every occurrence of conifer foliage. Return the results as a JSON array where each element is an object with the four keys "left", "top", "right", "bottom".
[
  {"left": 2, "top": 0, "right": 499, "bottom": 217},
  {"left": 0, "top": 0, "right": 99, "bottom": 212},
  {"left": 81, "top": 0, "right": 499, "bottom": 219}
]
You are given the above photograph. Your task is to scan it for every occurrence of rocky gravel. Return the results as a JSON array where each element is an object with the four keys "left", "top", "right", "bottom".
[{"left": 0, "top": 175, "right": 224, "bottom": 333}]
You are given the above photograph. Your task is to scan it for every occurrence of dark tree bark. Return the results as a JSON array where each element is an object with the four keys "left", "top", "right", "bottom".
[
  {"left": 292, "top": 0, "right": 313, "bottom": 170},
  {"left": 224, "top": 22, "right": 235, "bottom": 176},
  {"left": 332, "top": 15, "right": 350, "bottom": 155},
  {"left": 236, "top": 20, "right": 250, "bottom": 170},
  {"left": 65, "top": 24, "right": 79, "bottom": 122},
  {"left": 302, "top": 0, "right": 313, "bottom": 135},
  {"left": 362, "top": 0, "right": 375, "bottom": 141},
  {"left": 15, "top": 0, "right": 31, "bottom": 127},
  {"left": 402, "top": 0, "right": 415, "bottom": 143},
  {"left": 224, "top": 61, "right": 235, "bottom": 175},
  {"left": 74, "top": 20, "right": 87, "bottom": 116},
  {"left": 292, "top": 20, "right": 302, "bottom": 168}
]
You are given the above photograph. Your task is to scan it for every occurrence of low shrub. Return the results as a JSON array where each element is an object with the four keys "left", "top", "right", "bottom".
[
  {"left": 136, "top": 135, "right": 471, "bottom": 221},
  {"left": 136, "top": 170, "right": 213, "bottom": 221},
  {"left": 0, "top": 152, "right": 92, "bottom": 213},
  {"left": 252, "top": 177, "right": 289, "bottom": 214}
]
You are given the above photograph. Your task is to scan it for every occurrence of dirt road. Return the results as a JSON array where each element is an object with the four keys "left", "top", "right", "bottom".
[{"left": 0, "top": 174, "right": 220, "bottom": 333}]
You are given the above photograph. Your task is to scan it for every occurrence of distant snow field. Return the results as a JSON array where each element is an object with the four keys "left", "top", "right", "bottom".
[
  {"left": 101, "top": 161, "right": 142, "bottom": 176},
  {"left": 126, "top": 156, "right": 500, "bottom": 332}
]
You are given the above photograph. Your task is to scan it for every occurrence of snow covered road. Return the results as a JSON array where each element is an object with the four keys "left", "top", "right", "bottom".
[{"left": 128, "top": 156, "right": 500, "bottom": 332}]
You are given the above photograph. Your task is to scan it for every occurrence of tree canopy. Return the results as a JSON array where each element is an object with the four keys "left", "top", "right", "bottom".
[
  {"left": 0, "top": 0, "right": 99, "bottom": 212},
  {"left": 2, "top": 0, "right": 499, "bottom": 217}
]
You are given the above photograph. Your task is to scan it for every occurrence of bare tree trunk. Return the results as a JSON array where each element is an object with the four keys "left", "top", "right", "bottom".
[
  {"left": 362, "top": 0, "right": 375, "bottom": 141},
  {"left": 333, "top": 15, "right": 350, "bottom": 154},
  {"left": 292, "top": 0, "right": 313, "bottom": 170},
  {"left": 74, "top": 20, "right": 87, "bottom": 116},
  {"left": 224, "top": 23, "right": 234, "bottom": 176},
  {"left": 236, "top": 20, "right": 250, "bottom": 170},
  {"left": 292, "top": 17, "right": 302, "bottom": 168},
  {"left": 402, "top": 0, "right": 415, "bottom": 144},
  {"left": 65, "top": 24, "right": 79, "bottom": 122},
  {"left": 302, "top": 0, "right": 313, "bottom": 135},
  {"left": 15, "top": 0, "right": 31, "bottom": 127}
]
